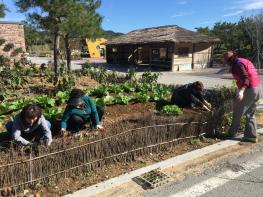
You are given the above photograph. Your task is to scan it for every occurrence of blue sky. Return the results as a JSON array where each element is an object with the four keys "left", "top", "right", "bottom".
[{"left": 2, "top": 0, "right": 263, "bottom": 33}]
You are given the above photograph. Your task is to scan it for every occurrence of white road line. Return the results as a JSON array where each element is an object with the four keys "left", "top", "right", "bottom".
[{"left": 170, "top": 156, "right": 263, "bottom": 197}]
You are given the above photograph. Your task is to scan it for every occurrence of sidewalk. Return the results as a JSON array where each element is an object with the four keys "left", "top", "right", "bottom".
[{"left": 65, "top": 128, "right": 263, "bottom": 197}]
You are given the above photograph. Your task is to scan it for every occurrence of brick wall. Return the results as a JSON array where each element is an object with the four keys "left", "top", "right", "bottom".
[{"left": 0, "top": 22, "right": 26, "bottom": 61}]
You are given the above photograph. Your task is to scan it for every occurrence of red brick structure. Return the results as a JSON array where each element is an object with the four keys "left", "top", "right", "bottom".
[{"left": 0, "top": 21, "right": 26, "bottom": 61}]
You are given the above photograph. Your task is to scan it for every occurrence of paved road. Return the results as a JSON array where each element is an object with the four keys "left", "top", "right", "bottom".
[
  {"left": 28, "top": 56, "right": 263, "bottom": 90},
  {"left": 157, "top": 68, "right": 263, "bottom": 90},
  {"left": 143, "top": 143, "right": 263, "bottom": 197},
  {"left": 157, "top": 71, "right": 232, "bottom": 89}
]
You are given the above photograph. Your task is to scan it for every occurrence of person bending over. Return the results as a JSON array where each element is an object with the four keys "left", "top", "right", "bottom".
[
  {"left": 5, "top": 104, "right": 52, "bottom": 146},
  {"left": 171, "top": 81, "right": 212, "bottom": 111},
  {"left": 60, "top": 89, "right": 105, "bottom": 135}
]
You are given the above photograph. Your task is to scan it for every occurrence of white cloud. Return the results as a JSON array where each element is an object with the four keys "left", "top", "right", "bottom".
[
  {"left": 177, "top": 1, "right": 187, "bottom": 5},
  {"left": 242, "top": 0, "right": 263, "bottom": 10},
  {"left": 222, "top": 0, "right": 263, "bottom": 17},
  {"left": 223, "top": 10, "right": 243, "bottom": 17},
  {"left": 171, "top": 12, "right": 194, "bottom": 18}
]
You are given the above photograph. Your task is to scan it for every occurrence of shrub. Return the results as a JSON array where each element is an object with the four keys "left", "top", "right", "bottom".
[
  {"left": 0, "top": 37, "right": 5, "bottom": 46},
  {"left": 11, "top": 47, "right": 23, "bottom": 56},
  {"left": 3, "top": 43, "right": 14, "bottom": 52},
  {"left": 140, "top": 71, "right": 160, "bottom": 83}
]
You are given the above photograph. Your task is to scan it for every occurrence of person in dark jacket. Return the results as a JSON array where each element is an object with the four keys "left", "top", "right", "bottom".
[
  {"left": 60, "top": 89, "right": 105, "bottom": 135},
  {"left": 171, "top": 81, "right": 212, "bottom": 111},
  {"left": 5, "top": 104, "right": 52, "bottom": 146}
]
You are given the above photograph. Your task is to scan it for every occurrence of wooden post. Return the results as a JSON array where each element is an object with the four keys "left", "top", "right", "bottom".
[
  {"left": 149, "top": 45, "right": 152, "bottom": 69},
  {"left": 191, "top": 43, "right": 195, "bottom": 70}
]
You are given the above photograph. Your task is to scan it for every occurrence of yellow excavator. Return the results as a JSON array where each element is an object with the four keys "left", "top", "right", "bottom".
[{"left": 85, "top": 38, "right": 107, "bottom": 58}]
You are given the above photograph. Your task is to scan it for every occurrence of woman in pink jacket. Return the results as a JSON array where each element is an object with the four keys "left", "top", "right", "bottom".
[{"left": 224, "top": 51, "right": 261, "bottom": 143}]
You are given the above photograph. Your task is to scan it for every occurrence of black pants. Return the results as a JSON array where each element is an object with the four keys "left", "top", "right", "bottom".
[{"left": 67, "top": 106, "right": 104, "bottom": 133}]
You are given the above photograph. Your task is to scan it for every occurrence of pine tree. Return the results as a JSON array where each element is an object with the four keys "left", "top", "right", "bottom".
[{"left": 15, "top": 0, "right": 102, "bottom": 80}]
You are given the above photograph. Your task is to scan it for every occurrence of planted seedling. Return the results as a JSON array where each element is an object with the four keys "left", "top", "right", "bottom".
[
  {"left": 122, "top": 82, "right": 135, "bottom": 93},
  {"left": 55, "top": 91, "right": 69, "bottom": 104},
  {"left": 113, "top": 93, "right": 132, "bottom": 105},
  {"left": 161, "top": 105, "right": 183, "bottom": 116},
  {"left": 35, "top": 95, "right": 56, "bottom": 108},
  {"left": 91, "top": 86, "right": 109, "bottom": 97},
  {"left": 44, "top": 107, "right": 63, "bottom": 120},
  {"left": 149, "top": 90, "right": 161, "bottom": 102},
  {"left": 133, "top": 92, "right": 150, "bottom": 103},
  {"left": 107, "top": 84, "right": 122, "bottom": 94}
]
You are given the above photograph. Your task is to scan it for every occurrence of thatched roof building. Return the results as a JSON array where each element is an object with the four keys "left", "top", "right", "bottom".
[
  {"left": 106, "top": 25, "right": 220, "bottom": 71},
  {"left": 108, "top": 25, "right": 220, "bottom": 45}
]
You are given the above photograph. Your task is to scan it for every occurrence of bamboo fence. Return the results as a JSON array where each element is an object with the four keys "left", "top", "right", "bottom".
[{"left": 0, "top": 122, "right": 207, "bottom": 190}]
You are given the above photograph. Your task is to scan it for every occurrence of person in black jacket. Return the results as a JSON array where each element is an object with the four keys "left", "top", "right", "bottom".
[{"left": 171, "top": 81, "right": 212, "bottom": 111}]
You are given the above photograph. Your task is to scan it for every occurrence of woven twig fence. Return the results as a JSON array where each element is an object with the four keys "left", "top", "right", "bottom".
[{"left": 0, "top": 122, "right": 207, "bottom": 189}]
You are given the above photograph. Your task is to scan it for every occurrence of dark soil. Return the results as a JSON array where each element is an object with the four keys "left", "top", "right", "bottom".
[
  {"left": 0, "top": 77, "right": 231, "bottom": 196},
  {"left": 26, "top": 137, "right": 220, "bottom": 197}
]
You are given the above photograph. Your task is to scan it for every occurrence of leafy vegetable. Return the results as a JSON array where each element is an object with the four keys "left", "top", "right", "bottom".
[
  {"left": 161, "top": 105, "right": 183, "bottom": 116},
  {"left": 56, "top": 91, "right": 69, "bottom": 104},
  {"left": 44, "top": 107, "right": 63, "bottom": 120},
  {"left": 133, "top": 92, "right": 150, "bottom": 103},
  {"left": 91, "top": 86, "right": 109, "bottom": 97},
  {"left": 149, "top": 91, "right": 161, "bottom": 101},
  {"left": 113, "top": 93, "right": 132, "bottom": 105},
  {"left": 35, "top": 95, "right": 55, "bottom": 108},
  {"left": 107, "top": 84, "right": 122, "bottom": 94},
  {"left": 122, "top": 82, "right": 135, "bottom": 93}
]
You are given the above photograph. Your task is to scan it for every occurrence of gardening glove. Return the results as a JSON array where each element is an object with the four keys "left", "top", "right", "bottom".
[
  {"left": 60, "top": 128, "right": 69, "bottom": 137},
  {"left": 204, "top": 100, "right": 212, "bottom": 109},
  {"left": 237, "top": 89, "right": 245, "bottom": 101},
  {"left": 44, "top": 138, "right": 52, "bottom": 146},
  {"left": 96, "top": 125, "right": 105, "bottom": 132},
  {"left": 202, "top": 104, "right": 212, "bottom": 112}
]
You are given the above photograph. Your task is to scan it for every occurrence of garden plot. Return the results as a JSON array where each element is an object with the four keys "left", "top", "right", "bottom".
[{"left": 0, "top": 62, "right": 236, "bottom": 196}]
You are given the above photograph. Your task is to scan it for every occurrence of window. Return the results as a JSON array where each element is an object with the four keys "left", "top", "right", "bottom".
[
  {"left": 152, "top": 49, "right": 159, "bottom": 55},
  {"left": 160, "top": 48, "right": 167, "bottom": 58},
  {"left": 178, "top": 47, "right": 189, "bottom": 57}
]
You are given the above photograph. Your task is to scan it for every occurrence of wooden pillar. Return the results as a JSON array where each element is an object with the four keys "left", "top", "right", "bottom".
[
  {"left": 149, "top": 45, "right": 152, "bottom": 67},
  {"left": 191, "top": 43, "right": 196, "bottom": 70}
]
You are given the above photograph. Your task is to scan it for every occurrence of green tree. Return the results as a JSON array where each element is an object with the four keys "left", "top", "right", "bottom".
[
  {"left": 60, "top": 0, "right": 103, "bottom": 72},
  {"left": 240, "top": 14, "right": 263, "bottom": 69},
  {"left": 196, "top": 21, "right": 254, "bottom": 63},
  {"left": 15, "top": 0, "right": 102, "bottom": 79},
  {"left": 0, "top": 3, "right": 8, "bottom": 18},
  {"left": 22, "top": 21, "right": 52, "bottom": 51}
]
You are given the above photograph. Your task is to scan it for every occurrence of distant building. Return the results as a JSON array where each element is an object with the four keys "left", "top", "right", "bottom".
[
  {"left": 0, "top": 21, "right": 26, "bottom": 60},
  {"left": 106, "top": 25, "right": 220, "bottom": 71}
]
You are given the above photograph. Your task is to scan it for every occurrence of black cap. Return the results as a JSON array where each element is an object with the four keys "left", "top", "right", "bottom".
[{"left": 68, "top": 97, "right": 83, "bottom": 106}]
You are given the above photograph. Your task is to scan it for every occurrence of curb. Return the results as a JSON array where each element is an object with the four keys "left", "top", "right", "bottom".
[{"left": 65, "top": 128, "right": 263, "bottom": 197}]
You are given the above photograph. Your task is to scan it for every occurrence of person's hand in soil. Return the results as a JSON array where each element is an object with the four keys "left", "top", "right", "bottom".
[
  {"left": 60, "top": 128, "right": 69, "bottom": 137},
  {"left": 96, "top": 125, "right": 105, "bottom": 132}
]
